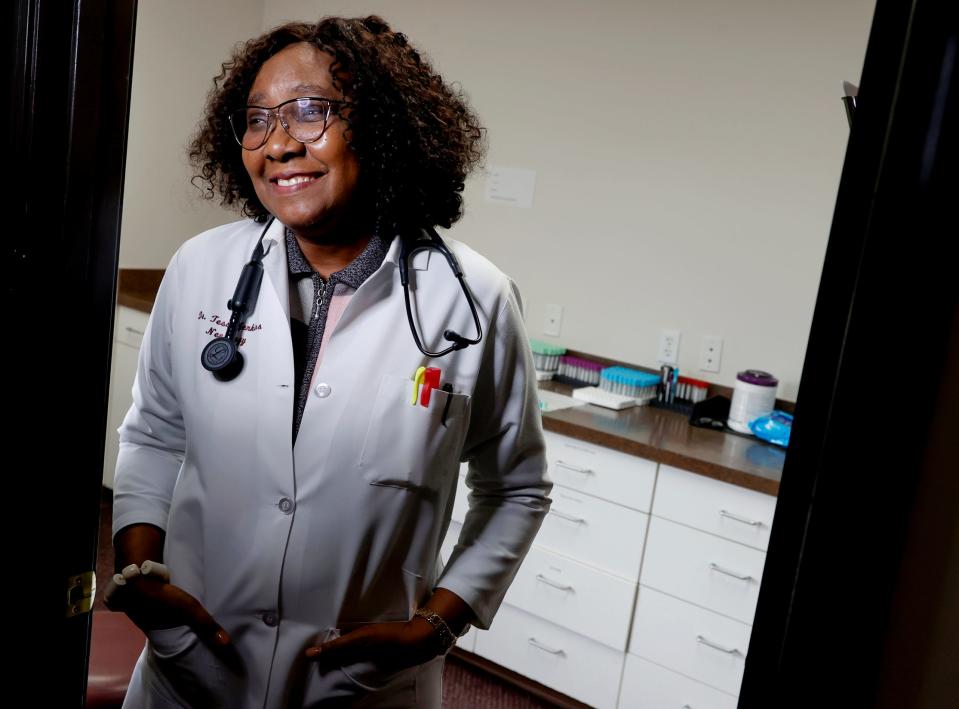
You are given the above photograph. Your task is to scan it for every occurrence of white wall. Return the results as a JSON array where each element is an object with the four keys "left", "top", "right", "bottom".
[
  {"left": 123, "top": 0, "right": 876, "bottom": 401},
  {"left": 119, "top": 0, "right": 264, "bottom": 269}
]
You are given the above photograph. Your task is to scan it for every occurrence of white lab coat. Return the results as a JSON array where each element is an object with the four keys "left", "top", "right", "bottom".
[{"left": 112, "top": 217, "right": 552, "bottom": 708}]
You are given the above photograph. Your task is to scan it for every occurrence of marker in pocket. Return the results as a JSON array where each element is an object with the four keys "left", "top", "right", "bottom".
[
  {"left": 410, "top": 366, "right": 427, "bottom": 405},
  {"left": 420, "top": 367, "right": 441, "bottom": 407}
]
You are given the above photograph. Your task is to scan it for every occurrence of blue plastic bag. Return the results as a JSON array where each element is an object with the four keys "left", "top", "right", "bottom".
[{"left": 749, "top": 410, "right": 793, "bottom": 447}]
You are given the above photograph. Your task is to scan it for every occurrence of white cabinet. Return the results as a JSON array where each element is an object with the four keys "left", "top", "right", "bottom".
[
  {"left": 103, "top": 305, "right": 150, "bottom": 488},
  {"left": 542, "top": 430, "right": 656, "bottom": 511},
  {"left": 502, "top": 544, "right": 635, "bottom": 650},
  {"left": 619, "top": 654, "right": 738, "bottom": 709},
  {"left": 474, "top": 603, "right": 625, "bottom": 709},
  {"left": 630, "top": 586, "right": 751, "bottom": 696},
  {"left": 641, "top": 516, "right": 767, "bottom": 624},
  {"left": 536, "top": 486, "right": 649, "bottom": 581},
  {"left": 458, "top": 429, "right": 647, "bottom": 705},
  {"left": 620, "top": 461, "right": 777, "bottom": 706},
  {"left": 654, "top": 465, "right": 776, "bottom": 551},
  {"left": 448, "top": 423, "right": 778, "bottom": 707}
]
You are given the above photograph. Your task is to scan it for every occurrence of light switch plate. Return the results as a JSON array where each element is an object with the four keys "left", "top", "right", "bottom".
[
  {"left": 700, "top": 335, "right": 723, "bottom": 372},
  {"left": 657, "top": 329, "right": 680, "bottom": 366}
]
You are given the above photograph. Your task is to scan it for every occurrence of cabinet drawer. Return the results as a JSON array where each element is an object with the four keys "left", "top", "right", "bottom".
[
  {"left": 544, "top": 430, "right": 656, "bottom": 511},
  {"left": 654, "top": 465, "right": 777, "bottom": 551},
  {"left": 114, "top": 305, "right": 150, "bottom": 349},
  {"left": 641, "top": 516, "right": 766, "bottom": 624},
  {"left": 629, "top": 586, "right": 750, "bottom": 696},
  {"left": 474, "top": 602, "right": 624, "bottom": 709},
  {"left": 503, "top": 545, "right": 636, "bottom": 650},
  {"left": 619, "top": 654, "right": 738, "bottom": 709},
  {"left": 537, "top": 486, "right": 648, "bottom": 580}
]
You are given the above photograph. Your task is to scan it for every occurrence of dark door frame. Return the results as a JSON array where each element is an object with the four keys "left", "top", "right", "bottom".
[
  {"left": 740, "top": 0, "right": 958, "bottom": 705},
  {"left": 7, "top": 0, "right": 138, "bottom": 705}
]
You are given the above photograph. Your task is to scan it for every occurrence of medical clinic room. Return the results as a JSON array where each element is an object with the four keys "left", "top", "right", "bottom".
[{"left": 12, "top": 0, "right": 957, "bottom": 707}]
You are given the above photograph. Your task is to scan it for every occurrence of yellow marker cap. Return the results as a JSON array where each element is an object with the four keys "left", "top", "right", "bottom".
[{"left": 411, "top": 366, "right": 427, "bottom": 404}]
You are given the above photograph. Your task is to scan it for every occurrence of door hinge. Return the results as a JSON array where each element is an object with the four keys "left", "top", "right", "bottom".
[{"left": 66, "top": 570, "right": 96, "bottom": 618}]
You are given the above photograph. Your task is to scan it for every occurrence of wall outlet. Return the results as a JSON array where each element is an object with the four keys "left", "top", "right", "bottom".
[
  {"left": 700, "top": 335, "right": 723, "bottom": 372},
  {"left": 657, "top": 329, "right": 680, "bottom": 366},
  {"left": 544, "top": 304, "right": 563, "bottom": 337}
]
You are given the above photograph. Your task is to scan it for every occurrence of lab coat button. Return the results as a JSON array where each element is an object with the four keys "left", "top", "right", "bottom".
[
  {"left": 262, "top": 612, "right": 278, "bottom": 627},
  {"left": 278, "top": 497, "right": 294, "bottom": 514},
  {"left": 315, "top": 383, "right": 332, "bottom": 398}
]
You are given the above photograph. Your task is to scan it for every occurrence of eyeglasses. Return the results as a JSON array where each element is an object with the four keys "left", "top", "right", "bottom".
[{"left": 228, "top": 96, "right": 351, "bottom": 150}]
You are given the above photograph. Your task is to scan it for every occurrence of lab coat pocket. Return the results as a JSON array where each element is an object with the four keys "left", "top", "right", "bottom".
[
  {"left": 360, "top": 373, "right": 471, "bottom": 492},
  {"left": 146, "top": 625, "right": 227, "bottom": 708},
  {"left": 332, "top": 621, "right": 418, "bottom": 694},
  {"left": 340, "top": 658, "right": 417, "bottom": 694}
]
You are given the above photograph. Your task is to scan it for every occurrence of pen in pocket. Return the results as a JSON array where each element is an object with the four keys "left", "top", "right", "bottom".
[{"left": 440, "top": 383, "right": 454, "bottom": 426}]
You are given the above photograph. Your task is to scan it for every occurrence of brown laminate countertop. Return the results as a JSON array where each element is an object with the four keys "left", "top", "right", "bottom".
[
  {"left": 117, "top": 269, "right": 164, "bottom": 314},
  {"left": 539, "top": 381, "right": 783, "bottom": 496},
  {"left": 117, "top": 268, "right": 785, "bottom": 497}
]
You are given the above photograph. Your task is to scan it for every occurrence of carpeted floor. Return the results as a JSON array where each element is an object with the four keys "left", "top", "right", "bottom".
[{"left": 94, "top": 487, "right": 556, "bottom": 707}]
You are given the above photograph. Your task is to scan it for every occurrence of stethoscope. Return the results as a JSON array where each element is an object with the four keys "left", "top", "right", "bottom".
[{"left": 200, "top": 216, "right": 483, "bottom": 381}]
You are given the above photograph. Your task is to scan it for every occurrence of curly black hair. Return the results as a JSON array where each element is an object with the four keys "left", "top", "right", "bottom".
[{"left": 187, "top": 15, "right": 486, "bottom": 237}]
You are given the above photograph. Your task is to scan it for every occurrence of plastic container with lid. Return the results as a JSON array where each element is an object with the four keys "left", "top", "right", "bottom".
[{"left": 727, "top": 369, "right": 779, "bottom": 434}]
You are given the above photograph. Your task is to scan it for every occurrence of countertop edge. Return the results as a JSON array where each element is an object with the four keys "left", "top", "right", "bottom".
[{"left": 541, "top": 415, "right": 781, "bottom": 497}]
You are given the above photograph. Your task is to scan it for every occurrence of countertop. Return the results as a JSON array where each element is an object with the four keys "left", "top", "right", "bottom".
[
  {"left": 539, "top": 381, "right": 783, "bottom": 496},
  {"left": 116, "top": 268, "right": 785, "bottom": 497}
]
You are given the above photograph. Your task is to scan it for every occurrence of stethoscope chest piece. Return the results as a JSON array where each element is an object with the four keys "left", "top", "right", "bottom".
[{"left": 201, "top": 337, "right": 244, "bottom": 381}]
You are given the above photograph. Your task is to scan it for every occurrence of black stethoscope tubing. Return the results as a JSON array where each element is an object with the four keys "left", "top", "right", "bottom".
[
  {"left": 201, "top": 216, "right": 483, "bottom": 381},
  {"left": 399, "top": 225, "right": 483, "bottom": 357}
]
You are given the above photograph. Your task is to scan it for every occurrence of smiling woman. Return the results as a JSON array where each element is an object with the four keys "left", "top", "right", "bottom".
[
  {"left": 108, "top": 14, "right": 552, "bottom": 709},
  {"left": 187, "top": 16, "right": 485, "bottom": 258},
  {"left": 236, "top": 46, "right": 363, "bottom": 247}
]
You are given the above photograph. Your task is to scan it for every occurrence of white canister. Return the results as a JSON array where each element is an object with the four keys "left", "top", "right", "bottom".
[{"left": 728, "top": 370, "right": 779, "bottom": 434}]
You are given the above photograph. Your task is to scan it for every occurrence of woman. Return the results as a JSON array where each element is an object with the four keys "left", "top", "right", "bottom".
[{"left": 107, "top": 14, "right": 552, "bottom": 708}]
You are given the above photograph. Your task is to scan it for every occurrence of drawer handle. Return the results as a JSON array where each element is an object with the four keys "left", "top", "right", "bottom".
[
  {"left": 527, "top": 637, "right": 567, "bottom": 656},
  {"left": 555, "top": 460, "right": 595, "bottom": 476},
  {"left": 709, "top": 563, "right": 755, "bottom": 582},
  {"left": 549, "top": 509, "right": 586, "bottom": 524},
  {"left": 696, "top": 634, "right": 743, "bottom": 656},
  {"left": 535, "top": 574, "right": 574, "bottom": 592},
  {"left": 719, "top": 509, "right": 762, "bottom": 527},
  {"left": 124, "top": 326, "right": 145, "bottom": 336}
]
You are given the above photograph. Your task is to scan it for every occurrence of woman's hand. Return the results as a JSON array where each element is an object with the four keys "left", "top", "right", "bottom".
[
  {"left": 304, "top": 617, "right": 440, "bottom": 672},
  {"left": 106, "top": 571, "right": 243, "bottom": 675}
]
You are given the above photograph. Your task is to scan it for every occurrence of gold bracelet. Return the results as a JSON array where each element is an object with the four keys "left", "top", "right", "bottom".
[{"left": 413, "top": 606, "right": 457, "bottom": 654}]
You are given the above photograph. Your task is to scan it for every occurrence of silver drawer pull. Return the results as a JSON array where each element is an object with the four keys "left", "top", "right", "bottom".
[
  {"left": 124, "top": 326, "right": 145, "bottom": 336},
  {"left": 696, "top": 634, "right": 742, "bottom": 656},
  {"left": 719, "top": 509, "right": 762, "bottom": 527},
  {"left": 535, "top": 574, "right": 574, "bottom": 592},
  {"left": 549, "top": 509, "right": 586, "bottom": 524},
  {"left": 527, "top": 637, "right": 566, "bottom": 656},
  {"left": 683, "top": 706, "right": 693, "bottom": 709},
  {"left": 555, "top": 460, "right": 595, "bottom": 476},
  {"left": 708, "top": 563, "right": 754, "bottom": 581}
]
